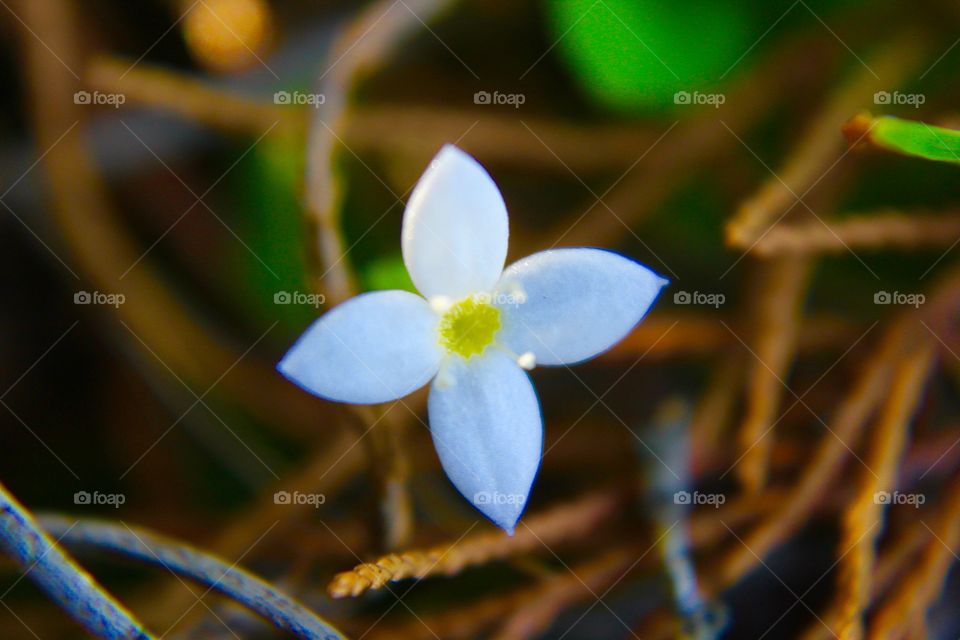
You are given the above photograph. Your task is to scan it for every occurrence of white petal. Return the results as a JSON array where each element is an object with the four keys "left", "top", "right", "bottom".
[
  {"left": 428, "top": 351, "right": 542, "bottom": 534},
  {"left": 278, "top": 291, "right": 442, "bottom": 404},
  {"left": 494, "top": 248, "right": 668, "bottom": 366},
  {"left": 402, "top": 145, "right": 509, "bottom": 300}
]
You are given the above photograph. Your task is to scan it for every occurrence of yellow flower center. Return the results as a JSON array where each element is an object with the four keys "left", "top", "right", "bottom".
[{"left": 437, "top": 295, "right": 501, "bottom": 359}]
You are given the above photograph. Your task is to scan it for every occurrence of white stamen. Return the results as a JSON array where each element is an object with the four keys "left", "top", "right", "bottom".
[{"left": 517, "top": 351, "right": 536, "bottom": 370}]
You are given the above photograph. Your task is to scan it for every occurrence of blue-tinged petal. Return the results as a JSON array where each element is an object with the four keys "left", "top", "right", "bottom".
[
  {"left": 494, "top": 248, "right": 668, "bottom": 366},
  {"left": 402, "top": 145, "right": 509, "bottom": 301},
  {"left": 278, "top": 291, "right": 442, "bottom": 404},
  {"left": 428, "top": 350, "right": 542, "bottom": 534}
]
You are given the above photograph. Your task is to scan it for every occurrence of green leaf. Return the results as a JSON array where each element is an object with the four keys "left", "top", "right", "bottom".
[
  {"left": 360, "top": 253, "right": 416, "bottom": 293},
  {"left": 848, "top": 113, "right": 960, "bottom": 165},
  {"left": 545, "top": 0, "right": 754, "bottom": 111},
  {"left": 229, "top": 133, "right": 318, "bottom": 331}
]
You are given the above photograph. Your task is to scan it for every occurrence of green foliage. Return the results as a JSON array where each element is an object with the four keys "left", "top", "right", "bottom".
[
  {"left": 868, "top": 115, "right": 960, "bottom": 165},
  {"left": 231, "top": 134, "right": 315, "bottom": 331},
  {"left": 361, "top": 253, "right": 417, "bottom": 293},
  {"left": 545, "top": 0, "right": 753, "bottom": 111}
]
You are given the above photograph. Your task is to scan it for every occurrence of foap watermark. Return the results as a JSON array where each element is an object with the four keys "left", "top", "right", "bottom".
[
  {"left": 674, "top": 290, "right": 725, "bottom": 308},
  {"left": 473, "top": 491, "right": 525, "bottom": 506},
  {"left": 474, "top": 90, "right": 525, "bottom": 109},
  {"left": 274, "top": 291, "right": 325, "bottom": 308},
  {"left": 273, "top": 90, "right": 326, "bottom": 108},
  {"left": 674, "top": 90, "right": 725, "bottom": 108},
  {"left": 273, "top": 490, "right": 326, "bottom": 508},
  {"left": 874, "top": 490, "right": 925, "bottom": 508},
  {"left": 874, "top": 291, "right": 924, "bottom": 308},
  {"left": 475, "top": 290, "right": 526, "bottom": 307},
  {"left": 674, "top": 490, "right": 725, "bottom": 508},
  {"left": 74, "top": 490, "right": 126, "bottom": 509},
  {"left": 874, "top": 90, "right": 925, "bottom": 109},
  {"left": 74, "top": 90, "right": 126, "bottom": 108},
  {"left": 75, "top": 290, "right": 125, "bottom": 308}
]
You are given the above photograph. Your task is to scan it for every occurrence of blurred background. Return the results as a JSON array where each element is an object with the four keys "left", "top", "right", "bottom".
[{"left": 2, "top": 0, "right": 960, "bottom": 638}]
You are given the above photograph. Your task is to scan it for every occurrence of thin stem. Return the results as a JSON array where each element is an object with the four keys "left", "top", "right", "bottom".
[
  {"left": 725, "top": 30, "right": 928, "bottom": 246},
  {"left": 38, "top": 515, "right": 348, "bottom": 640},
  {"left": 0, "top": 482, "right": 154, "bottom": 639},
  {"left": 738, "top": 256, "right": 814, "bottom": 492},
  {"left": 833, "top": 340, "right": 936, "bottom": 639},
  {"left": 748, "top": 210, "right": 960, "bottom": 255}
]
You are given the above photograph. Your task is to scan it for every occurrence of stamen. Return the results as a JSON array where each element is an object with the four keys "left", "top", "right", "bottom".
[
  {"left": 517, "top": 351, "right": 536, "bottom": 370},
  {"left": 437, "top": 295, "right": 501, "bottom": 359},
  {"left": 429, "top": 295, "right": 453, "bottom": 314}
]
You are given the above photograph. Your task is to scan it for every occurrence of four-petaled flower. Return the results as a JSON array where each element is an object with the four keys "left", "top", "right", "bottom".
[{"left": 279, "top": 145, "right": 667, "bottom": 533}]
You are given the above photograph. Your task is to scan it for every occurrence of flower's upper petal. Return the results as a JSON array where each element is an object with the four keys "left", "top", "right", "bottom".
[
  {"left": 278, "top": 291, "right": 442, "bottom": 404},
  {"left": 428, "top": 351, "right": 542, "bottom": 534},
  {"left": 402, "top": 145, "right": 509, "bottom": 300},
  {"left": 494, "top": 248, "right": 668, "bottom": 365}
]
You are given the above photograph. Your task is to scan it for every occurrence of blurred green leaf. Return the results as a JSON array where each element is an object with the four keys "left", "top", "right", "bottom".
[
  {"left": 545, "top": 0, "right": 753, "bottom": 111},
  {"left": 360, "top": 252, "right": 416, "bottom": 293},
  {"left": 231, "top": 134, "right": 316, "bottom": 331},
  {"left": 854, "top": 114, "right": 960, "bottom": 165}
]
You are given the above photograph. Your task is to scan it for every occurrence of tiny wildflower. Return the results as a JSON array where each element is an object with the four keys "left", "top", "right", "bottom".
[{"left": 278, "top": 145, "right": 668, "bottom": 533}]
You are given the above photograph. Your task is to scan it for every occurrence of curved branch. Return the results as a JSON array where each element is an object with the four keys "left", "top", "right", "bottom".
[
  {"left": 0, "top": 483, "right": 154, "bottom": 639},
  {"left": 38, "top": 515, "right": 349, "bottom": 640}
]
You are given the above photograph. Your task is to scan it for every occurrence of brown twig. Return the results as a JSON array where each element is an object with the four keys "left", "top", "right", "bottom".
[
  {"left": 871, "top": 476, "right": 960, "bottom": 638},
  {"left": 602, "top": 314, "right": 860, "bottom": 363},
  {"left": 690, "top": 351, "right": 743, "bottom": 472},
  {"left": 751, "top": 210, "right": 960, "bottom": 256},
  {"left": 717, "top": 261, "right": 960, "bottom": 589},
  {"left": 738, "top": 256, "right": 814, "bottom": 492},
  {"left": 305, "top": 0, "right": 456, "bottom": 304},
  {"left": 717, "top": 319, "right": 915, "bottom": 587},
  {"left": 363, "top": 582, "right": 536, "bottom": 640},
  {"left": 361, "top": 483, "right": 787, "bottom": 640},
  {"left": 147, "top": 427, "right": 366, "bottom": 631},
  {"left": 799, "top": 519, "right": 934, "bottom": 640},
  {"left": 548, "top": 28, "right": 840, "bottom": 249},
  {"left": 86, "top": 55, "right": 297, "bottom": 136},
  {"left": 79, "top": 56, "right": 670, "bottom": 175},
  {"left": 725, "top": 30, "right": 927, "bottom": 247},
  {"left": 304, "top": 0, "right": 460, "bottom": 550},
  {"left": 488, "top": 548, "right": 638, "bottom": 640},
  {"left": 327, "top": 488, "right": 625, "bottom": 598},
  {"left": 18, "top": 0, "right": 325, "bottom": 438},
  {"left": 833, "top": 340, "right": 936, "bottom": 639},
  {"left": 344, "top": 106, "right": 663, "bottom": 174}
]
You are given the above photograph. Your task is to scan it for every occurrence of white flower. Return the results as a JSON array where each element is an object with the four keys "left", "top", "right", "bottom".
[{"left": 278, "top": 145, "right": 667, "bottom": 533}]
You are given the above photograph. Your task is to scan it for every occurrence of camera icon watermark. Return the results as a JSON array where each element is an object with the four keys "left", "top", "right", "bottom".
[
  {"left": 74, "top": 490, "right": 126, "bottom": 508},
  {"left": 74, "top": 290, "right": 125, "bottom": 308},
  {"left": 473, "top": 491, "right": 525, "bottom": 505},
  {"left": 873, "top": 490, "right": 924, "bottom": 508},
  {"left": 273, "top": 291, "right": 326, "bottom": 308},
  {"left": 673, "top": 490, "right": 725, "bottom": 508},
  {"left": 673, "top": 90, "right": 725, "bottom": 108},
  {"left": 273, "top": 90, "right": 326, "bottom": 107},
  {"left": 873, "top": 291, "right": 924, "bottom": 308},
  {"left": 473, "top": 90, "right": 525, "bottom": 109},
  {"left": 273, "top": 490, "right": 325, "bottom": 508},
  {"left": 73, "top": 90, "right": 126, "bottom": 108},
  {"left": 873, "top": 90, "right": 925, "bottom": 108},
  {"left": 673, "top": 290, "right": 725, "bottom": 308}
]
